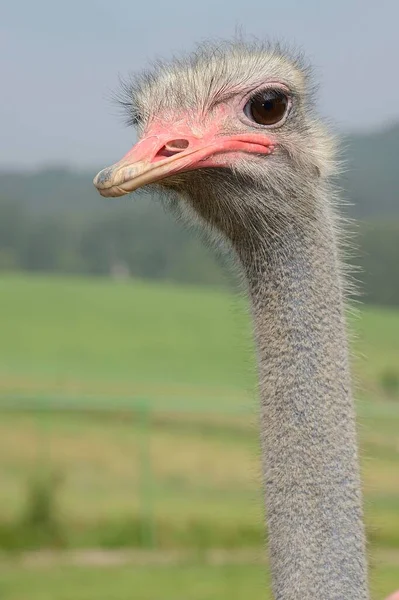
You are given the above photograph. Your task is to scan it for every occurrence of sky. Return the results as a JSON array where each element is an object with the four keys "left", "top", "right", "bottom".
[{"left": 1, "top": 0, "right": 398, "bottom": 169}]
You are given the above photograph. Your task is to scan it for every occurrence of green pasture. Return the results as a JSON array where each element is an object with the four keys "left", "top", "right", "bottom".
[
  {"left": 0, "top": 274, "right": 398, "bottom": 598},
  {"left": 0, "top": 561, "right": 398, "bottom": 600},
  {"left": 0, "top": 404, "right": 398, "bottom": 551},
  {"left": 1, "top": 274, "right": 398, "bottom": 401},
  {"left": 0, "top": 274, "right": 252, "bottom": 397}
]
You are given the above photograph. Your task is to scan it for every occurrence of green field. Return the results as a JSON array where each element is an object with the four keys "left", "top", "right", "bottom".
[
  {"left": 0, "top": 274, "right": 252, "bottom": 398},
  {"left": 0, "top": 274, "right": 398, "bottom": 598},
  {"left": 1, "top": 561, "right": 398, "bottom": 600},
  {"left": 1, "top": 274, "right": 399, "bottom": 400}
]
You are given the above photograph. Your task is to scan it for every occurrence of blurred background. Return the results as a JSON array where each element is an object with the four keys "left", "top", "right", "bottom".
[{"left": 1, "top": 1, "right": 398, "bottom": 598}]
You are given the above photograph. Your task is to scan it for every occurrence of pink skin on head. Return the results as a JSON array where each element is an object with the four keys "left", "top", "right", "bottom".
[
  {"left": 385, "top": 592, "right": 399, "bottom": 600},
  {"left": 93, "top": 108, "right": 275, "bottom": 197}
]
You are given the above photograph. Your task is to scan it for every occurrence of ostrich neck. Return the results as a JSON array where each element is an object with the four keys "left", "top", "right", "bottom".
[{"left": 240, "top": 206, "right": 369, "bottom": 599}]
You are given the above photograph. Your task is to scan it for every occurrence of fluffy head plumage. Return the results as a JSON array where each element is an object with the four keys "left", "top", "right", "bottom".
[{"left": 114, "top": 40, "right": 338, "bottom": 251}]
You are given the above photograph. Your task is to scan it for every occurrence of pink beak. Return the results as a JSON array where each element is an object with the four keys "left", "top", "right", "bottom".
[{"left": 93, "top": 122, "right": 274, "bottom": 197}]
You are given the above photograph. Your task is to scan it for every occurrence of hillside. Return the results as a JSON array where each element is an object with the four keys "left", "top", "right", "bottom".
[
  {"left": 1, "top": 124, "right": 399, "bottom": 219},
  {"left": 0, "top": 124, "right": 398, "bottom": 304},
  {"left": 342, "top": 123, "right": 399, "bottom": 218}
]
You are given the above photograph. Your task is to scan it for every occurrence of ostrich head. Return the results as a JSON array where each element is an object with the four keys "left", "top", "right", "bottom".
[{"left": 94, "top": 42, "right": 335, "bottom": 249}]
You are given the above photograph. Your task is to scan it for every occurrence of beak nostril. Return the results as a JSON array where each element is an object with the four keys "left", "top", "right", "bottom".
[
  {"left": 155, "top": 139, "right": 190, "bottom": 159},
  {"left": 165, "top": 139, "right": 189, "bottom": 151}
]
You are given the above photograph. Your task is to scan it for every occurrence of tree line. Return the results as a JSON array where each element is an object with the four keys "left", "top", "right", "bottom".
[{"left": 0, "top": 194, "right": 398, "bottom": 306}]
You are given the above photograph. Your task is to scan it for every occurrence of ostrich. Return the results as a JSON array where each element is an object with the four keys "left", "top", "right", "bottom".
[{"left": 93, "top": 41, "right": 370, "bottom": 599}]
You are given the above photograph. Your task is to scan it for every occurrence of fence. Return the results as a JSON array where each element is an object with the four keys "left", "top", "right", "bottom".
[{"left": 1, "top": 393, "right": 399, "bottom": 552}]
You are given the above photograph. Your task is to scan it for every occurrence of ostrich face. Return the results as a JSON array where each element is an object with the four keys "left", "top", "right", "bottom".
[{"left": 94, "top": 43, "right": 334, "bottom": 241}]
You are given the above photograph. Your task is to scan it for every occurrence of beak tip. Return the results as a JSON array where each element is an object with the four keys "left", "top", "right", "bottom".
[{"left": 93, "top": 166, "right": 116, "bottom": 190}]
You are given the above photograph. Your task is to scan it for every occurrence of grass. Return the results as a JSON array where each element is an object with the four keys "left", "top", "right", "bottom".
[
  {"left": 0, "top": 561, "right": 398, "bottom": 600},
  {"left": 0, "top": 273, "right": 398, "bottom": 596},
  {"left": 0, "top": 563, "right": 270, "bottom": 600},
  {"left": 1, "top": 273, "right": 399, "bottom": 402},
  {"left": 0, "top": 274, "right": 252, "bottom": 395},
  {"left": 0, "top": 402, "right": 398, "bottom": 551}
]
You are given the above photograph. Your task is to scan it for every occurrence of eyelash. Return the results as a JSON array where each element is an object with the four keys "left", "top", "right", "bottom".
[{"left": 253, "top": 90, "right": 283, "bottom": 102}]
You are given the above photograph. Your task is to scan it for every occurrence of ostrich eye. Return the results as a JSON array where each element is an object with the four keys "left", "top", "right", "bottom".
[{"left": 245, "top": 90, "right": 289, "bottom": 126}]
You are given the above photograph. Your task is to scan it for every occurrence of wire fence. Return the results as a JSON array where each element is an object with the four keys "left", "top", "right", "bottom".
[
  {"left": 1, "top": 393, "right": 399, "bottom": 551},
  {"left": 0, "top": 393, "right": 260, "bottom": 550}
]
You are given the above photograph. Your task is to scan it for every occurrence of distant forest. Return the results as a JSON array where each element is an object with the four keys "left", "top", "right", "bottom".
[{"left": 0, "top": 123, "right": 398, "bottom": 306}]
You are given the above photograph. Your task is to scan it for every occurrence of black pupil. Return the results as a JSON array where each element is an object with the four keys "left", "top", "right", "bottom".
[
  {"left": 263, "top": 100, "right": 274, "bottom": 111},
  {"left": 249, "top": 92, "right": 288, "bottom": 125}
]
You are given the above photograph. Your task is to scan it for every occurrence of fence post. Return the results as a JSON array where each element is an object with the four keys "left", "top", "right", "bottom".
[
  {"left": 138, "top": 400, "right": 156, "bottom": 548},
  {"left": 36, "top": 405, "right": 51, "bottom": 473}
]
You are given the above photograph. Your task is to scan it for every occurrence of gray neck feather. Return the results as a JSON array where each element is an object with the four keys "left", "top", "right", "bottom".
[{"left": 239, "top": 202, "right": 369, "bottom": 599}]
